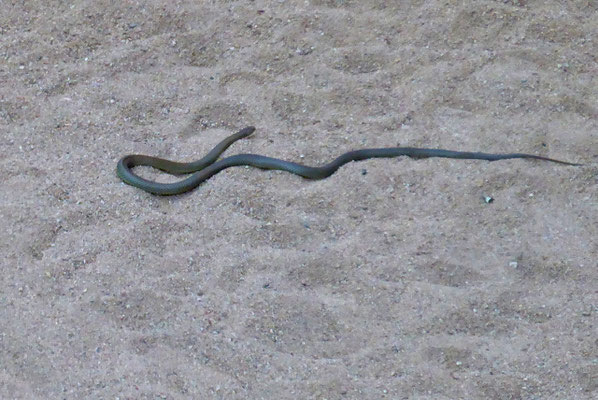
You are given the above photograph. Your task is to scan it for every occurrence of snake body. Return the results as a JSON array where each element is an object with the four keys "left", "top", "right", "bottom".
[{"left": 117, "top": 126, "right": 580, "bottom": 195}]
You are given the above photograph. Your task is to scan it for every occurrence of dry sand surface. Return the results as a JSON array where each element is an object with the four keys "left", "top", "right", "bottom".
[{"left": 1, "top": 1, "right": 597, "bottom": 399}]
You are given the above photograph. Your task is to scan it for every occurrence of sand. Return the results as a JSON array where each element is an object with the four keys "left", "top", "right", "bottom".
[{"left": 1, "top": 1, "right": 597, "bottom": 399}]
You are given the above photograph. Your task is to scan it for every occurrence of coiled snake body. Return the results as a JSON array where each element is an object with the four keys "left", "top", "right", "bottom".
[{"left": 117, "top": 126, "right": 580, "bottom": 195}]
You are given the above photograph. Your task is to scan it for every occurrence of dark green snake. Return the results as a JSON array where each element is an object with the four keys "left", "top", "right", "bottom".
[{"left": 116, "top": 126, "right": 581, "bottom": 195}]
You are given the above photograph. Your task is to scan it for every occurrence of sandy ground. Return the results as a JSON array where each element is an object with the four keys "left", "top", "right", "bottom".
[{"left": 1, "top": 1, "right": 597, "bottom": 399}]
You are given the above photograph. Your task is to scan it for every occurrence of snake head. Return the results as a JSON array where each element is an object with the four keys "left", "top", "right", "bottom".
[{"left": 238, "top": 126, "right": 256, "bottom": 138}]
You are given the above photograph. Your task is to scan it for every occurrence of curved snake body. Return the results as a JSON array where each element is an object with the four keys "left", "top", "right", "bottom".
[{"left": 117, "top": 126, "right": 580, "bottom": 195}]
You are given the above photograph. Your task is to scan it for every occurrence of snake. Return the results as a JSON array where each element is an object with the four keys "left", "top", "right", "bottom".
[{"left": 116, "top": 126, "right": 581, "bottom": 195}]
